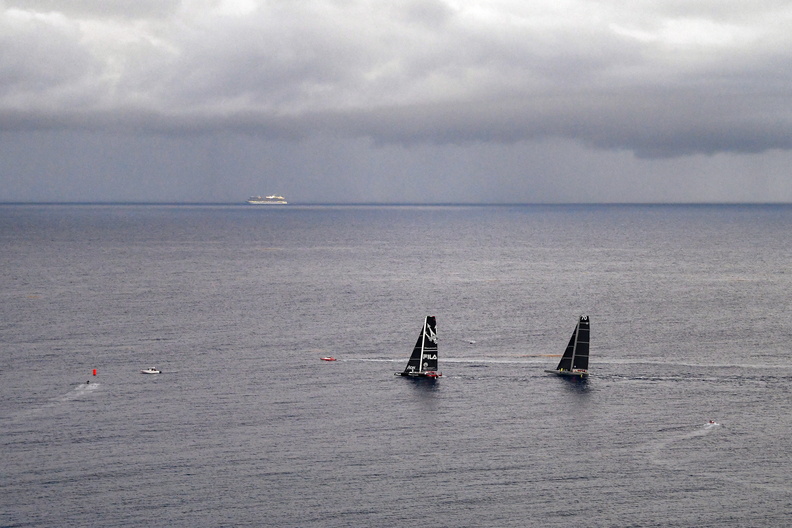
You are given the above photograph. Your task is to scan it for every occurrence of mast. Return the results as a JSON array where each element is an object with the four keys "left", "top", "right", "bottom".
[
  {"left": 419, "top": 318, "right": 426, "bottom": 372},
  {"left": 570, "top": 319, "right": 579, "bottom": 368}
]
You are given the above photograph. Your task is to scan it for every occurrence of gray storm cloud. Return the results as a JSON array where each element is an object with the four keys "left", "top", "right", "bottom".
[{"left": 3, "top": 0, "right": 792, "bottom": 159}]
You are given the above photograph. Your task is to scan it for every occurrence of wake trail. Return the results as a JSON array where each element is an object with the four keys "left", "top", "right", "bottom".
[
  {"left": 333, "top": 357, "right": 545, "bottom": 364},
  {"left": 643, "top": 422, "right": 719, "bottom": 468},
  {"left": 639, "top": 422, "right": 792, "bottom": 495},
  {"left": 3, "top": 383, "right": 101, "bottom": 424}
]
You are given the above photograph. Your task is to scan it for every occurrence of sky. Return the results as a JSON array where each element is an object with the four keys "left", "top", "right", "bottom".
[{"left": 1, "top": 0, "right": 791, "bottom": 203}]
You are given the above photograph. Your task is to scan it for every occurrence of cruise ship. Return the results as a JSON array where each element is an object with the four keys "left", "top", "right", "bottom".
[{"left": 246, "top": 195, "right": 287, "bottom": 205}]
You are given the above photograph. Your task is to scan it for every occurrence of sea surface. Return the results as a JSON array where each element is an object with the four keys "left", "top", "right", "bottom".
[{"left": 1, "top": 204, "right": 791, "bottom": 527}]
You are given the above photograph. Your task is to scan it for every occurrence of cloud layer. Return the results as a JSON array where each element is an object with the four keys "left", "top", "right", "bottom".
[{"left": 3, "top": 0, "right": 792, "bottom": 159}]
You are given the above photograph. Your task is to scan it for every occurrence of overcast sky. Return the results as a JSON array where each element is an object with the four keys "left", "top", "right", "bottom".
[{"left": 2, "top": 0, "right": 791, "bottom": 203}]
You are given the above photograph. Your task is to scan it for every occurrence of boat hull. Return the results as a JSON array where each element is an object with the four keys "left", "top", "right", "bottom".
[
  {"left": 396, "top": 371, "right": 441, "bottom": 378},
  {"left": 545, "top": 369, "right": 588, "bottom": 377}
]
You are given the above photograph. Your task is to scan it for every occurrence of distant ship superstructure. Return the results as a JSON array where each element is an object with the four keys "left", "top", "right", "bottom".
[{"left": 247, "top": 195, "right": 287, "bottom": 204}]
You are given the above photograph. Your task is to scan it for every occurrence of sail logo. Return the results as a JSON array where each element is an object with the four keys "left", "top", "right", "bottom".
[
  {"left": 426, "top": 326, "right": 437, "bottom": 343},
  {"left": 424, "top": 355, "right": 437, "bottom": 360}
]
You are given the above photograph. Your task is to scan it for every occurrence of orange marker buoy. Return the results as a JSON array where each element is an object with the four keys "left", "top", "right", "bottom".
[{"left": 93, "top": 369, "right": 97, "bottom": 376}]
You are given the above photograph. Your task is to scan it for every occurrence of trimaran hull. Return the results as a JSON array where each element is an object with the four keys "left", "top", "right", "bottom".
[
  {"left": 397, "top": 371, "right": 440, "bottom": 378},
  {"left": 545, "top": 369, "right": 588, "bottom": 378}
]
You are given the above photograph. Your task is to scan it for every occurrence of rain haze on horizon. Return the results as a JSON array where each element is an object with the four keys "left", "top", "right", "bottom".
[{"left": 1, "top": 0, "right": 791, "bottom": 204}]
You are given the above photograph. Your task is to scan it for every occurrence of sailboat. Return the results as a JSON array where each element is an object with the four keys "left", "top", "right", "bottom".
[
  {"left": 396, "top": 316, "right": 441, "bottom": 378},
  {"left": 545, "top": 315, "right": 589, "bottom": 377}
]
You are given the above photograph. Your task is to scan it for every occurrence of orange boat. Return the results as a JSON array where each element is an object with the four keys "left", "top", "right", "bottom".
[{"left": 320, "top": 357, "right": 337, "bottom": 361}]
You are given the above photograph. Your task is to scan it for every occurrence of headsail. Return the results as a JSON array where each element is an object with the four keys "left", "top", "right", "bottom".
[
  {"left": 550, "top": 316, "right": 589, "bottom": 375},
  {"left": 398, "top": 316, "right": 439, "bottom": 377}
]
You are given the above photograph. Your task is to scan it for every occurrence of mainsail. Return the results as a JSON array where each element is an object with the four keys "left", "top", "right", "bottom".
[
  {"left": 398, "top": 316, "right": 439, "bottom": 377},
  {"left": 551, "top": 316, "right": 589, "bottom": 375}
]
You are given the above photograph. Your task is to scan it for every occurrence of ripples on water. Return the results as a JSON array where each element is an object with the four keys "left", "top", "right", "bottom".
[{"left": 1, "top": 204, "right": 791, "bottom": 527}]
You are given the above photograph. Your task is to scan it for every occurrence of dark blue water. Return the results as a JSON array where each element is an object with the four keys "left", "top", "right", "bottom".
[{"left": 2, "top": 204, "right": 791, "bottom": 527}]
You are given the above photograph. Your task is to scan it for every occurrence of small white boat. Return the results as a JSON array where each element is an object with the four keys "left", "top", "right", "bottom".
[{"left": 141, "top": 367, "right": 161, "bottom": 374}]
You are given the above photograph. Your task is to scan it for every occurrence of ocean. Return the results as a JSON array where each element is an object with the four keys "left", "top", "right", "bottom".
[{"left": 1, "top": 204, "right": 791, "bottom": 527}]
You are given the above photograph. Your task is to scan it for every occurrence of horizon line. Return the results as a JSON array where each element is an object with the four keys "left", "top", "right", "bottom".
[{"left": 2, "top": 201, "right": 792, "bottom": 207}]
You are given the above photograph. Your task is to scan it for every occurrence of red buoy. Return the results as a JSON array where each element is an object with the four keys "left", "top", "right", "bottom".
[{"left": 93, "top": 369, "right": 97, "bottom": 376}]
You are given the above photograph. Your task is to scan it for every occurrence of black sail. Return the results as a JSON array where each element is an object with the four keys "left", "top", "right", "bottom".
[
  {"left": 555, "top": 316, "right": 589, "bottom": 371},
  {"left": 403, "top": 316, "right": 438, "bottom": 374},
  {"left": 404, "top": 326, "right": 425, "bottom": 373},
  {"left": 555, "top": 326, "right": 578, "bottom": 371},
  {"left": 572, "top": 316, "right": 589, "bottom": 370},
  {"left": 421, "top": 316, "right": 438, "bottom": 371}
]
